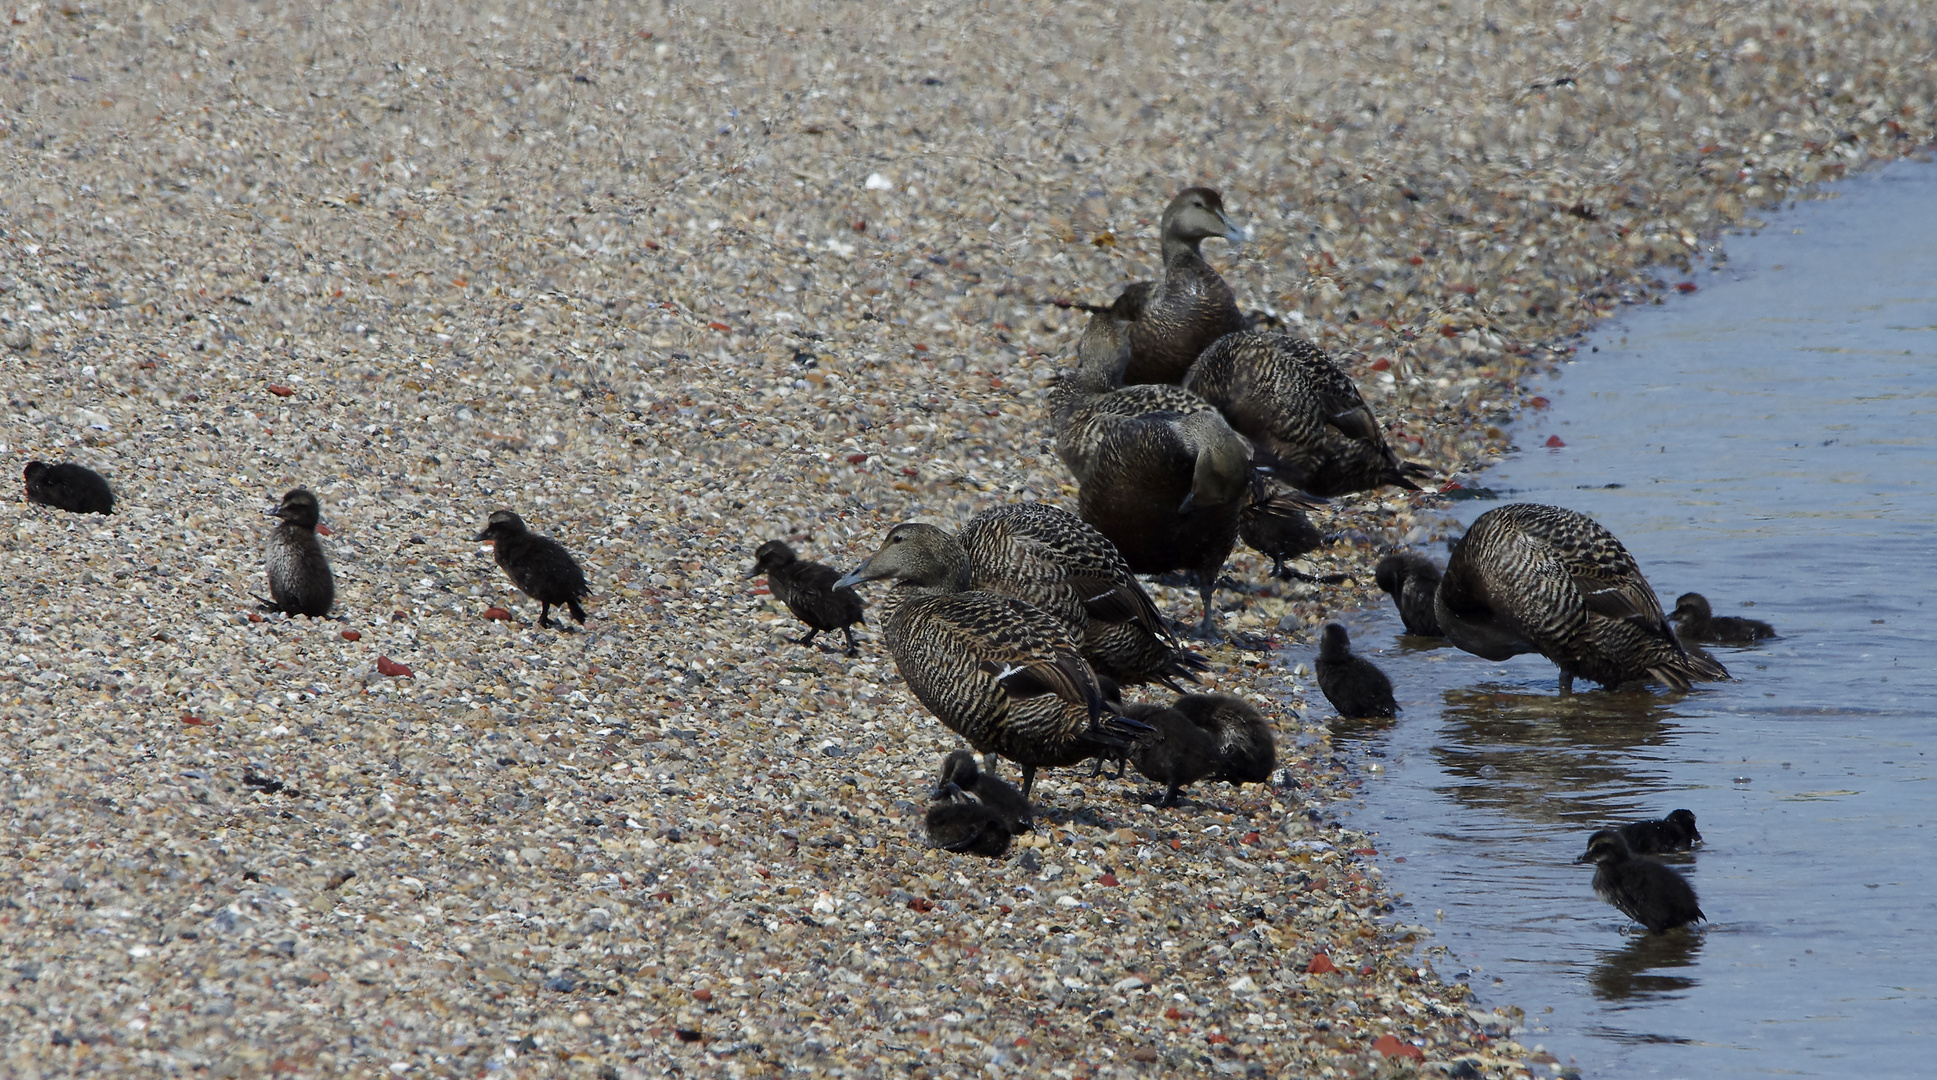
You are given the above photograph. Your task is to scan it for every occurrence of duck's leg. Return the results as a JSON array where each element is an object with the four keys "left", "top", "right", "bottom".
[
  {"left": 1558, "top": 670, "right": 1575, "bottom": 696},
  {"left": 793, "top": 627, "right": 821, "bottom": 648},
  {"left": 1189, "top": 571, "right": 1220, "bottom": 641},
  {"left": 1019, "top": 764, "right": 1038, "bottom": 801},
  {"left": 1161, "top": 778, "right": 1183, "bottom": 809},
  {"left": 840, "top": 626, "right": 860, "bottom": 657},
  {"left": 539, "top": 602, "right": 555, "bottom": 629}
]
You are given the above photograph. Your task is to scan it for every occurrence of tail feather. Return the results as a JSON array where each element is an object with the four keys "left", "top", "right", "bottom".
[{"left": 1088, "top": 711, "right": 1155, "bottom": 751}]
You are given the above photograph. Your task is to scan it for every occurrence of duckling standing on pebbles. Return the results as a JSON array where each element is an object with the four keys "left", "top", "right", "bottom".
[
  {"left": 257, "top": 489, "right": 334, "bottom": 617},
  {"left": 748, "top": 540, "right": 866, "bottom": 656},
  {"left": 1671, "top": 593, "right": 1776, "bottom": 645},
  {"left": 1375, "top": 552, "right": 1443, "bottom": 637},
  {"left": 937, "top": 750, "right": 1032, "bottom": 833},
  {"left": 23, "top": 461, "right": 114, "bottom": 515},
  {"left": 474, "top": 510, "right": 590, "bottom": 630},
  {"left": 1116, "top": 692, "right": 1276, "bottom": 807},
  {"left": 1577, "top": 829, "right": 1705, "bottom": 934},
  {"left": 1617, "top": 808, "right": 1702, "bottom": 855},
  {"left": 1314, "top": 623, "right": 1397, "bottom": 719},
  {"left": 924, "top": 784, "right": 1013, "bottom": 857}
]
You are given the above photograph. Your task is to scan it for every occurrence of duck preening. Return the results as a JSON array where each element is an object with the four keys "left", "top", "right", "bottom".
[
  {"left": 475, "top": 510, "right": 591, "bottom": 629},
  {"left": 1616, "top": 808, "right": 1702, "bottom": 854},
  {"left": 924, "top": 784, "right": 1013, "bottom": 857},
  {"left": 1182, "top": 330, "right": 1431, "bottom": 498},
  {"left": 258, "top": 488, "right": 334, "bottom": 617},
  {"left": 748, "top": 540, "right": 866, "bottom": 656},
  {"left": 1375, "top": 552, "right": 1444, "bottom": 637},
  {"left": 1314, "top": 623, "right": 1397, "bottom": 719},
  {"left": 836, "top": 524, "right": 1152, "bottom": 798},
  {"left": 936, "top": 750, "right": 1033, "bottom": 833},
  {"left": 1671, "top": 593, "right": 1776, "bottom": 645},
  {"left": 1577, "top": 828, "right": 1705, "bottom": 934},
  {"left": 1116, "top": 692, "right": 1276, "bottom": 807},
  {"left": 1099, "top": 187, "right": 1249, "bottom": 386},
  {"left": 23, "top": 461, "right": 114, "bottom": 515},
  {"left": 1434, "top": 504, "right": 1729, "bottom": 693}
]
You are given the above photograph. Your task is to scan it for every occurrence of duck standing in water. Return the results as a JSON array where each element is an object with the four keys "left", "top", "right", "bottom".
[
  {"left": 475, "top": 510, "right": 591, "bottom": 629},
  {"left": 1617, "top": 808, "right": 1702, "bottom": 855},
  {"left": 1375, "top": 552, "right": 1443, "bottom": 637},
  {"left": 1313, "top": 623, "right": 1397, "bottom": 719},
  {"left": 1577, "top": 829, "right": 1705, "bottom": 934},
  {"left": 258, "top": 488, "right": 334, "bottom": 617},
  {"left": 748, "top": 540, "right": 866, "bottom": 656}
]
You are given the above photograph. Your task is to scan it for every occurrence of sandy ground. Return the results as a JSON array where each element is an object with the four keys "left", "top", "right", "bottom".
[{"left": 1, "top": 1, "right": 1932, "bottom": 1076}]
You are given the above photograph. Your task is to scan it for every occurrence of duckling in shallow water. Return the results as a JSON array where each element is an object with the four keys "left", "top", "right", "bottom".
[
  {"left": 258, "top": 488, "right": 334, "bottom": 617},
  {"left": 1435, "top": 504, "right": 1729, "bottom": 693},
  {"left": 1671, "top": 593, "right": 1775, "bottom": 645},
  {"left": 1616, "top": 808, "right": 1702, "bottom": 855},
  {"left": 1314, "top": 623, "right": 1397, "bottom": 719},
  {"left": 1577, "top": 829, "right": 1705, "bottom": 934},
  {"left": 923, "top": 784, "right": 1013, "bottom": 857},
  {"left": 937, "top": 750, "right": 1033, "bottom": 834},
  {"left": 1375, "top": 552, "right": 1443, "bottom": 637},
  {"left": 475, "top": 510, "right": 590, "bottom": 629},
  {"left": 748, "top": 540, "right": 866, "bottom": 656},
  {"left": 1106, "top": 187, "right": 1249, "bottom": 386},
  {"left": 23, "top": 461, "right": 114, "bottom": 514}
]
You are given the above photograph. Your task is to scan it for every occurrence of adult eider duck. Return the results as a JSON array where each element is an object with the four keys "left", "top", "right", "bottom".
[
  {"left": 1101, "top": 187, "right": 1249, "bottom": 386},
  {"left": 1433, "top": 504, "right": 1729, "bottom": 693}
]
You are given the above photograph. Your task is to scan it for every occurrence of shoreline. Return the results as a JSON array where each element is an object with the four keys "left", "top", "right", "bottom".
[{"left": 3, "top": 2, "right": 1933, "bottom": 1076}]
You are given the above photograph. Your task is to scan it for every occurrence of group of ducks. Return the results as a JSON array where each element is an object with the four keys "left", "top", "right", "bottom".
[
  {"left": 22, "top": 461, "right": 594, "bottom": 632},
  {"left": 749, "top": 187, "right": 1775, "bottom": 938}
]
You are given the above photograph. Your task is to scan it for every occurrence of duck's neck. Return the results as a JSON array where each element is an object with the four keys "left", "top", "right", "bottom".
[{"left": 1160, "top": 231, "right": 1207, "bottom": 267}]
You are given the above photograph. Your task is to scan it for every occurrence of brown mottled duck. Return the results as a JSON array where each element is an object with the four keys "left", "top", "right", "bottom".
[{"left": 1101, "top": 187, "right": 1249, "bottom": 386}]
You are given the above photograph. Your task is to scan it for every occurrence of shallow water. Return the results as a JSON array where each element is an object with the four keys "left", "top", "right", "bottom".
[{"left": 1331, "top": 159, "right": 1937, "bottom": 1077}]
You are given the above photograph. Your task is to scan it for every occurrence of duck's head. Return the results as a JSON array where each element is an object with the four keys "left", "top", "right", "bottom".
[
  {"left": 270, "top": 488, "right": 322, "bottom": 529},
  {"left": 1577, "top": 828, "right": 1630, "bottom": 866},
  {"left": 1666, "top": 808, "right": 1701, "bottom": 842},
  {"left": 748, "top": 539, "right": 798, "bottom": 578},
  {"left": 936, "top": 749, "right": 980, "bottom": 795},
  {"left": 1066, "top": 307, "right": 1136, "bottom": 392},
  {"left": 473, "top": 509, "right": 529, "bottom": 543},
  {"left": 834, "top": 522, "right": 967, "bottom": 591},
  {"left": 1317, "top": 622, "right": 1352, "bottom": 660},
  {"left": 1177, "top": 414, "right": 1251, "bottom": 512},
  {"left": 1671, "top": 593, "right": 1711, "bottom": 622},
  {"left": 1161, "top": 187, "right": 1247, "bottom": 253}
]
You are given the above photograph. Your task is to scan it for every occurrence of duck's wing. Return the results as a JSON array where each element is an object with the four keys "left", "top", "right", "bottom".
[
  {"left": 919, "top": 590, "right": 1107, "bottom": 720},
  {"left": 1509, "top": 505, "right": 1674, "bottom": 635}
]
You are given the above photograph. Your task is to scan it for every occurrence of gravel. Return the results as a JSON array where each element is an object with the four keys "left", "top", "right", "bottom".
[{"left": 2, "top": 1, "right": 1931, "bottom": 1076}]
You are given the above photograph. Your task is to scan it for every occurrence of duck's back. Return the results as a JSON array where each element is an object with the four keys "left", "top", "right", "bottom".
[
  {"left": 1120, "top": 258, "right": 1244, "bottom": 386},
  {"left": 267, "top": 526, "right": 334, "bottom": 616},
  {"left": 497, "top": 533, "right": 589, "bottom": 603}
]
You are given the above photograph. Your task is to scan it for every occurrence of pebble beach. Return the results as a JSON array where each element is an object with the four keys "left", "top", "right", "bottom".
[{"left": 3, "top": 1, "right": 1933, "bottom": 1076}]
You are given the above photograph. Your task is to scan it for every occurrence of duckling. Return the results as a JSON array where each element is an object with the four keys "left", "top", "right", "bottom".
[
  {"left": 1434, "top": 504, "right": 1729, "bottom": 693},
  {"left": 748, "top": 540, "right": 866, "bottom": 656},
  {"left": 1616, "top": 808, "right": 1702, "bottom": 855},
  {"left": 1238, "top": 471, "right": 1325, "bottom": 580},
  {"left": 1119, "top": 698, "right": 1219, "bottom": 808},
  {"left": 1103, "top": 187, "right": 1249, "bottom": 386},
  {"left": 1314, "top": 623, "right": 1397, "bottom": 719},
  {"left": 474, "top": 510, "right": 590, "bottom": 629},
  {"left": 924, "top": 784, "right": 1012, "bottom": 857},
  {"left": 937, "top": 749, "right": 1033, "bottom": 833},
  {"left": 1172, "top": 693, "right": 1277, "bottom": 785},
  {"left": 836, "top": 525, "right": 1151, "bottom": 798},
  {"left": 257, "top": 488, "right": 334, "bottom": 617},
  {"left": 1671, "top": 593, "right": 1775, "bottom": 645},
  {"left": 1577, "top": 829, "right": 1705, "bottom": 934},
  {"left": 23, "top": 461, "right": 114, "bottom": 514},
  {"left": 1375, "top": 552, "right": 1444, "bottom": 637},
  {"left": 1182, "top": 330, "right": 1431, "bottom": 497}
]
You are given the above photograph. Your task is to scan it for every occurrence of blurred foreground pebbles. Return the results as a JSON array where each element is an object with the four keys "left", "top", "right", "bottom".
[{"left": 1, "top": 0, "right": 1932, "bottom": 1077}]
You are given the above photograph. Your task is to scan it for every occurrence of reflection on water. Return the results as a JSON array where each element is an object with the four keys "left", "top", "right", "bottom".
[{"left": 1339, "top": 159, "right": 1937, "bottom": 1078}]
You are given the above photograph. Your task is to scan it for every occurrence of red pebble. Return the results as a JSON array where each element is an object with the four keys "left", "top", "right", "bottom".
[
  {"left": 1544, "top": 435, "right": 1566, "bottom": 448},
  {"left": 375, "top": 656, "right": 413, "bottom": 678},
  {"left": 484, "top": 607, "right": 511, "bottom": 620},
  {"left": 1207, "top": 1033, "right": 1229, "bottom": 1045},
  {"left": 181, "top": 714, "right": 206, "bottom": 726},
  {"left": 1440, "top": 482, "right": 1465, "bottom": 493},
  {"left": 1241, "top": 831, "right": 1261, "bottom": 846},
  {"left": 267, "top": 384, "right": 295, "bottom": 397},
  {"left": 1407, "top": 255, "right": 1424, "bottom": 265},
  {"left": 314, "top": 524, "right": 333, "bottom": 536},
  {"left": 900, "top": 466, "right": 918, "bottom": 477},
  {"left": 341, "top": 630, "right": 361, "bottom": 642},
  {"left": 1528, "top": 395, "right": 1551, "bottom": 408},
  {"left": 1373, "top": 1035, "right": 1424, "bottom": 1060},
  {"left": 1164, "top": 1007, "right": 1186, "bottom": 1021},
  {"left": 692, "top": 988, "right": 713, "bottom": 1002},
  {"left": 1307, "top": 953, "right": 1338, "bottom": 975},
  {"left": 1674, "top": 281, "right": 1698, "bottom": 293},
  {"left": 1098, "top": 872, "right": 1119, "bottom": 887},
  {"left": 1369, "top": 358, "right": 1391, "bottom": 371},
  {"left": 846, "top": 453, "right": 868, "bottom": 464},
  {"left": 707, "top": 321, "right": 732, "bottom": 332},
  {"left": 247, "top": 613, "right": 264, "bottom": 623},
  {"left": 1354, "top": 847, "right": 1378, "bottom": 855},
  {"left": 908, "top": 896, "right": 935, "bottom": 912},
  {"left": 1439, "top": 325, "right": 1461, "bottom": 337}
]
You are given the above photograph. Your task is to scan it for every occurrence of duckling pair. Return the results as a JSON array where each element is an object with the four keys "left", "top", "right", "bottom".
[
  {"left": 1115, "top": 692, "right": 1276, "bottom": 808},
  {"left": 923, "top": 751, "right": 1033, "bottom": 857},
  {"left": 1578, "top": 827, "right": 1705, "bottom": 935}
]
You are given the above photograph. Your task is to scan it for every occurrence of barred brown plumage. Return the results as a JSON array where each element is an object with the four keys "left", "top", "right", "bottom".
[
  {"left": 1103, "top": 187, "right": 1249, "bottom": 386},
  {"left": 1183, "top": 329, "right": 1430, "bottom": 497},
  {"left": 1376, "top": 552, "right": 1444, "bottom": 637},
  {"left": 1435, "top": 504, "right": 1730, "bottom": 692}
]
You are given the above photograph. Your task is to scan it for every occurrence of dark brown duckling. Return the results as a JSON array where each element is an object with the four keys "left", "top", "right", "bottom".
[
  {"left": 1375, "top": 552, "right": 1443, "bottom": 637},
  {"left": 1577, "top": 829, "right": 1705, "bottom": 934},
  {"left": 257, "top": 488, "right": 334, "bottom": 617},
  {"left": 1183, "top": 330, "right": 1431, "bottom": 497},
  {"left": 1671, "top": 593, "right": 1775, "bottom": 645},
  {"left": 1108, "top": 187, "right": 1249, "bottom": 386},
  {"left": 474, "top": 510, "right": 590, "bottom": 629},
  {"left": 1314, "top": 623, "right": 1397, "bottom": 719},
  {"left": 936, "top": 749, "right": 1032, "bottom": 833},
  {"left": 835, "top": 524, "right": 1152, "bottom": 798},
  {"left": 1616, "top": 808, "right": 1702, "bottom": 855},
  {"left": 1119, "top": 698, "right": 1219, "bottom": 808},
  {"left": 1172, "top": 693, "right": 1276, "bottom": 786},
  {"left": 23, "top": 460, "right": 114, "bottom": 514},
  {"left": 748, "top": 540, "right": 866, "bottom": 656},
  {"left": 1435, "top": 504, "right": 1730, "bottom": 693},
  {"left": 924, "top": 784, "right": 1012, "bottom": 857}
]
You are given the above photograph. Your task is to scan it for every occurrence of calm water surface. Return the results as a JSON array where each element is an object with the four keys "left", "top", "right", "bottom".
[{"left": 1332, "top": 160, "right": 1937, "bottom": 1077}]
